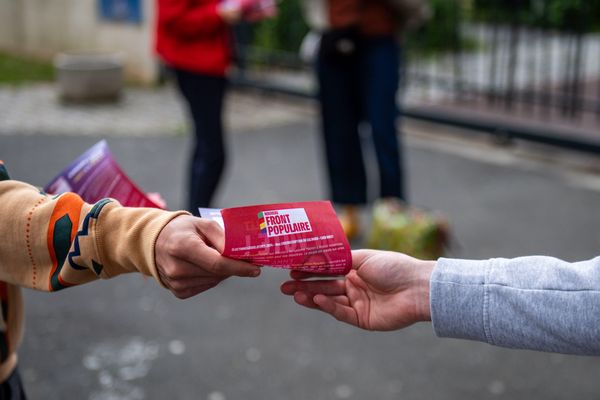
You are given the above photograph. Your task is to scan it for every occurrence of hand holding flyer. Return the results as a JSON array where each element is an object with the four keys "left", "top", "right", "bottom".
[
  {"left": 200, "top": 201, "right": 352, "bottom": 274},
  {"left": 220, "top": 0, "right": 277, "bottom": 22}
]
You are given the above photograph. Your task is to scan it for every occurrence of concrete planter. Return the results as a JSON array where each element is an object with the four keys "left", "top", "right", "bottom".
[{"left": 54, "top": 52, "right": 124, "bottom": 102}]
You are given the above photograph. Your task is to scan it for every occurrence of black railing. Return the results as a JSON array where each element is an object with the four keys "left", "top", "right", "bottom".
[{"left": 232, "top": 1, "right": 600, "bottom": 153}]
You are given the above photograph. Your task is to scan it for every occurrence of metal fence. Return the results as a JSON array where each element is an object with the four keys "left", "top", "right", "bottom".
[{"left": 232, "top": 1, "right": 600, "bottom": 153}]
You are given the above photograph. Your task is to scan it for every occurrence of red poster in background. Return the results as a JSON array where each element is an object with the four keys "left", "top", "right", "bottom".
[{"left": 201, "top": 201, "right": 352, "bottom": 274}]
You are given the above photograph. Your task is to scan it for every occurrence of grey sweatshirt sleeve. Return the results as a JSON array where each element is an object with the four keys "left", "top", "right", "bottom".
[{"left": 430, "top": 256, "right": 600, "bottom": 355}]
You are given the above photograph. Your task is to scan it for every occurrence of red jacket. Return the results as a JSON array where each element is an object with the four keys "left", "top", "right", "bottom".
[{"left": 155, "top": 0, "right": 231, "bottom": 77}]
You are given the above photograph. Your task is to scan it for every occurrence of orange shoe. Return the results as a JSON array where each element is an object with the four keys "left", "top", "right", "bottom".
[{"left": 339, "top": 205, "right": 361, "bottom": 240}]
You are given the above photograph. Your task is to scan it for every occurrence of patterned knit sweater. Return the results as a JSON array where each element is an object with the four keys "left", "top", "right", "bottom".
[{"left": 0, "top": 161, "right": 187, "bottom": 381}]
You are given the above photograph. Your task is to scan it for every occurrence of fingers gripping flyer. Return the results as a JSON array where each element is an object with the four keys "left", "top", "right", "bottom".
[{"left": 200, "top": 201, "right": 352, "bottom": 274}]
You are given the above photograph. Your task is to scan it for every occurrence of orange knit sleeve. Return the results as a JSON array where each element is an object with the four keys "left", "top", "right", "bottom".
[{"left": 0, "top": 179, "right": 186, "bottom": 292}]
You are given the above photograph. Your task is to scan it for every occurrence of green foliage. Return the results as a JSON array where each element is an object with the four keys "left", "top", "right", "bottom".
[
  {"left": 545, "top": 0, "right": 598, "bottom": 31},
  {"left": 248, "top": 0, "right": 598, "bottom": 56},
  {"left": 0, "top": 52, "right": 54, "bottom": 85},
  {"left": 472, "top": 0, "right": 599, "bottom": 31},
  {"left": 407, "top": 0, "right": 465, "bottom": 55},
  {"left": 251, "top": 0, "right": 308, "bottom": 51}
]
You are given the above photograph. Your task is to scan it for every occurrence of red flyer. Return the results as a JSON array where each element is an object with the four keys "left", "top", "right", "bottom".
[{"left": 200, "top": 201, "right": 352, "bottom": 275}]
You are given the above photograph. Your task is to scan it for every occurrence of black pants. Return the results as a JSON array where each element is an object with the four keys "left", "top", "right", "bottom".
[
  {"left": 0, "top": 368, "right": 26, "bottom": 400},
  {"left": 173, "top": 68, "right": 227, "bottom": 213},
  {"left": 317, "top": 35, "right": 405, "bottom": 204}
]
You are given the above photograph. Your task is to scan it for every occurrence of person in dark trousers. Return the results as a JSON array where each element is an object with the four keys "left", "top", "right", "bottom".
[
  {"left": 155, "top": 0, "right": 242, "bottom": 212},
  {"left": 319, "top": 0, "right": 407, "bottom": 239},
  {"left": 302, "top": 0, "right": 427, "bottom": 239}
]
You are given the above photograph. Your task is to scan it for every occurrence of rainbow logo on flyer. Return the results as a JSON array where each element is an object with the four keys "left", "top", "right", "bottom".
[{"left": 258, "top": 212, "right": 267, "bottom": 236}]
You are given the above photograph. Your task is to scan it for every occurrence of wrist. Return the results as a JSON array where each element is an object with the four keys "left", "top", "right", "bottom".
[{"left": 414, "top": 260, "right": 434, "bottom": 322}]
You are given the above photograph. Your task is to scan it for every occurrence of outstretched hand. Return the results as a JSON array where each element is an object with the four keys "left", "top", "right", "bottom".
[
  {"left": 156, "top": 215, "right": 261, "bottom": 299},
  {"left": 218, "top": 1, "right": 243, "bottom": 24},
  {"left": 281, "top": 250, "right": 434, "bottom": 331}
]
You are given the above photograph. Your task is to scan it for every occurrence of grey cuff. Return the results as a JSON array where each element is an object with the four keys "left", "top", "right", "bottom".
[{"left": 430, "top": 257, "right": 493, "bottom": 343}]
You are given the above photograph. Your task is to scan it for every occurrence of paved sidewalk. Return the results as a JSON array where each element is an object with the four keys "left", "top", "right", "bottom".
[
  {"left": 0, "top": 83, "right": 312, "bottom": 136},
  {"left": 2, "top": 81, "right": 600, "bottom": 400},
  {"left": 2, "top": 108, "right": 600, "bottom": 399}
]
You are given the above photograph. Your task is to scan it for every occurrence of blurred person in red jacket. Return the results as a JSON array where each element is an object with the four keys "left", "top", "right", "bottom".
[{"left": 155, "top": 0, "right": 242, "bottom": 212}]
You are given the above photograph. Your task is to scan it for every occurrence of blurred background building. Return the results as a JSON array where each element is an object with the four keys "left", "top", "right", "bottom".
[
  {"left": 0, "top": 0, "right": 156, "bottom": 82},
  {"left": 2, "top": 0, "right": 598, "bottom": 150}
]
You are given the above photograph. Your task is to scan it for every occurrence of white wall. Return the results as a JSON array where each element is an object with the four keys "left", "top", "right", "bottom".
[{"left": 0, "top": 0, "right": 158, "bottom": 83}]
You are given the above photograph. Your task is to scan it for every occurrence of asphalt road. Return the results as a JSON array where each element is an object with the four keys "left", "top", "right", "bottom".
[{"left": 1, "top": 121, "right": 600, "bottom": 400}]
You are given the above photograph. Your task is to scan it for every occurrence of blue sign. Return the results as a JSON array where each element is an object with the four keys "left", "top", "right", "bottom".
[{"left": 98, "top": 0, "right": 142, "bottom": 24}]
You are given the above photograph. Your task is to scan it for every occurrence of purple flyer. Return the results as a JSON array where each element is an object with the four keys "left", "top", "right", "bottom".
[{"left": 44, "top": 140, "right": 164, "bottom": 209}]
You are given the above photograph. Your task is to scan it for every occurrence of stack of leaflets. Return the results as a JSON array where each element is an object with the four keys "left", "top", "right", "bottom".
[{"left": 45, "top": 140, "right": 164, "bottom": 209}]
